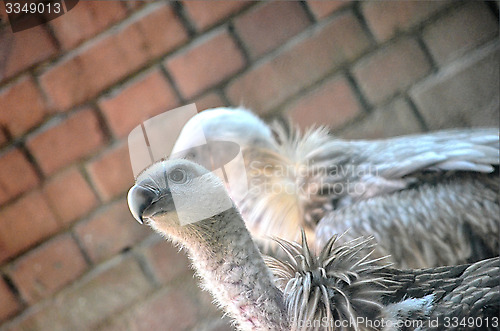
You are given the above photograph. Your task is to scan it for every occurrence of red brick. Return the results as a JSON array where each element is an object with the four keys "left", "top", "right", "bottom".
[
  {"left": 0, "top": 29, "right": 12, "bottom": 74},
  {"left": 339, "top": 98, "right": 423, "bottom": 139},
  {"left": 0, "top": 75, "right": 47, "bottom": 137},
  {"left": 96, "top": 317, "right": 130, "bottom": 331},
  {"left": 0, "top": 191, "right": 59, "bottom": 263},
  {"left": 410, "top": 44, "right": 499, "bottom": 130},
  {"left": 0, "top": 129, "right": 7, "bottom": 147},
  {"left": 39, "top": 35, "right": 138, "bottom": 113},
  {"left": 75, "top": 200, "right": 149, "bottom": 263},
  {"left": 100, "top": 278, "right": 224, "bottom": 331},
  {"left": 234, "top": 2, "right": 311, "bottom": 59},
  {"left": 362, "top": 1, "right": 450, "bottom": 42},
  {"left": 7, "top": 256, "right": 153, "bottom": 330},
  {"left": 307, "top": 0, "right": 351, "bottom": 20},
  {"left": 422, "top": 2, "right": 498, "bottom": 66},
  {"left": 286, "top": 74, "right": 362, "bottom": 130},
  {"left": 43, "top": 167, "right": 98, "bottom": 225},
  {"left": 0, "top": 25, "right": 57, "bottom": 82},
  {"left": 50, "top": 1, "right": 127, "bottom": 50},
  {"left": 123, "top": 0, "right": 159, "bottom": 12},
  {"left": 8, "top": 234, "right": 88, "bottom": 304},
  {"left": 182, "top": 0, "right": 251, "bottom": 31},
  {"left": 0, "top": 148, "right": 39, "bottom": 205},
  {"left": 353, "top": 38, "right": 431, "bottom": 106},
  {"left": 99, "top": 69, "right": 178, "bottom": 138},
  {"left": 126, "top": 288, "right": 199, "bottom": 331},
  {"left": 123, "top": 1, "right": 148, "bottom": 11},
  {"left": 192, "top": 91, "right": 225, "bottom": 111},
  {"left": 141, "top": 240, "right": 190, "bottom": 284},
  {"left": 166, "top": 29, "right": 245, "bottom": 99},
  {"left": 133, "top": 3, "right": 188, "bottom": 58},
  {"left": 86, "top": 143, "right": 134, "bottom": 201},
  {"left": 226, "top": 12, "right": 370, "bottom": 114},
  {"left": 40, "top": 3, "right": 187, "bottom": 111},
  {"left": 0, "top": 1, "right": 8, "bottom": 23},
  {"left": 0, "top": 278, "right": 21, "bottom": 322},
  {"left": 27, "top": 108, "right": 105, "bottom": 176}
]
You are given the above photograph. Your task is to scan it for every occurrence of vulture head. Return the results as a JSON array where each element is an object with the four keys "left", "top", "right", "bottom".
[{"left": 128, "top": 159, "right": 232, "bottom": 242}]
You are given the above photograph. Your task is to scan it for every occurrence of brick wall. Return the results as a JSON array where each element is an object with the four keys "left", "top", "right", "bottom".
[{"left": 0, "top": 1, "right": 498, "bottom": 330}]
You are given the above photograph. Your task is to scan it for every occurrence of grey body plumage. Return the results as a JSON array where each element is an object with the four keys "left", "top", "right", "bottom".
[
  {"left": 316, "top": 172, "right": 499, "bottom": 268},
  {"left": 172, "top": 107, "right": 500, "bottom": 268},
  {"left": 269, "top": 230, "right": 500, "bottom": 331},
  {"left": 127, "top": 159, "right": 500, "bottom": 331}
]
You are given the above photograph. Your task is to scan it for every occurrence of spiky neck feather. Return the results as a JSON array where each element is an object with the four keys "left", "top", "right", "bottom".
[
  {"left": 266, "top": 231, "right": 395, "bottom": 330},
  {"left": 151, "top": 207, "right": 289, "bottom": 331}
]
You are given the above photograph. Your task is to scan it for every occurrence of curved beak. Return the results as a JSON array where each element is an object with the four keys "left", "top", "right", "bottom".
[
  {"left": 128, "top": 184, "right": 157, "bottom": 224},
  {"left": 128, "top": 182, "right": 175, "bottom": 224}
]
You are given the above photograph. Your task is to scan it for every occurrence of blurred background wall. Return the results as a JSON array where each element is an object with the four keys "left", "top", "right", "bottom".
[{"left": 0, "top": 1, "right": 498, "bottom": 330}]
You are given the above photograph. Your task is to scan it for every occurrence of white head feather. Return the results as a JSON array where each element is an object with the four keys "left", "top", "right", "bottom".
[{"left": 172, "top": 107, "right": 274, "bottom": 154}]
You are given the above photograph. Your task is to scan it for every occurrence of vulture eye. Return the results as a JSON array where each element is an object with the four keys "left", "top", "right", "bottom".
[{"left": 168, "top": 168, "right": 187, "bottom": 183}]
